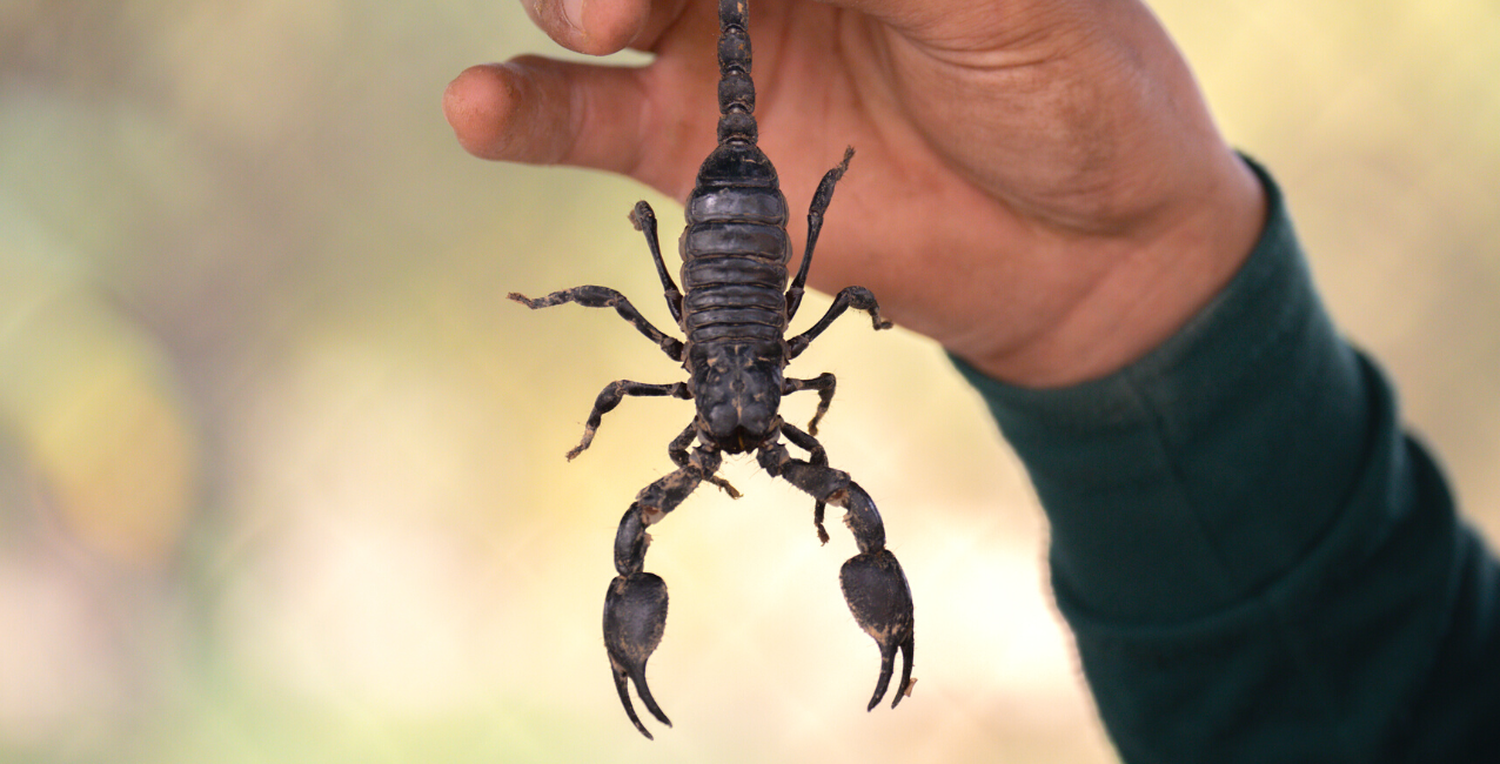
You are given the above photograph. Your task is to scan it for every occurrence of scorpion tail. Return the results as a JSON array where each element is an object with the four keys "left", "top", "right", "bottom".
[{"left": 716, "top": 0, "right": 757, "bottom": 145}]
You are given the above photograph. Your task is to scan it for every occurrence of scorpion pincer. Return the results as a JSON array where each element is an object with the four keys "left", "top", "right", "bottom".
[{"left": 509, "top": 0, "right": 916, "bottom": 739}]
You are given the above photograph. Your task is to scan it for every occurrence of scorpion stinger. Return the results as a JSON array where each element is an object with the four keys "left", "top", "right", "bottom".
[{"left": 509, "top": 0, "right": 915, "bottom": 738}]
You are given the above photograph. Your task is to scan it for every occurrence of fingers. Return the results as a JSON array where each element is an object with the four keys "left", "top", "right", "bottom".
[
  {"left": 525, "top": 0, "right": 693, "bottom": 55},
  {"left": 443, "top": 57, "right": 647, "bottom": 172},
  {"left": 524, "top": 0, "right": 645, "bottom": 55}
]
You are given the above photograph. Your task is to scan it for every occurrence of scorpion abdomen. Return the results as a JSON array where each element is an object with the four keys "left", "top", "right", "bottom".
[
  {"left": 686, "top": 181, "right": 785, "bottom": 223},
  {"left": 678, "top": 253, "right": 790, "bottom": 344},
  {"left": 679, "top": 147, "right": 794, "bottom": 348}
]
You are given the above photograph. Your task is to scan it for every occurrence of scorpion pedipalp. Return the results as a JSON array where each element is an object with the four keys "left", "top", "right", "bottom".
[
  {"left": 604, "top": 571, "right": 672, "bottom": 739},
  {"left": 603, "top": 463, "right": 714, "bottom": 738},
  {"left": 841, "top": 548, "right": 916, "bottom": 710},
  {"left": 758, "top": 436, "right": 916, "bottom": 710}
]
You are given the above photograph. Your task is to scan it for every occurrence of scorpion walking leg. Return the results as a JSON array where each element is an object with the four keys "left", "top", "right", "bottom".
[
  {"left": 781, "top": 373, "right": 840, "bottom": 543},
  {"left": 783, "top": 373, "right": 837, "bottom": 436},
  {"left": 509, "top": 285, "right": 685, "bottom": 361},
  {"left": 786, "top": 147, "right": 855, "bottom": 321},
  {"left": 787, "top": 286, "right": 894, "bottom": 358},
  {"left": 629, "top": 201, "right": 685, "bottom": 323},
  {"left": 566, "top": 380, "right": 691, "bottom": 460},
  {"left": 605, "top": 446, "right": 725, "bottom": 739},
  {"left": 781, "top": 421, "right": 832, "bottom": 544},
  {"left": 757, "top": 436, "right": 915, "bottom": 711}
]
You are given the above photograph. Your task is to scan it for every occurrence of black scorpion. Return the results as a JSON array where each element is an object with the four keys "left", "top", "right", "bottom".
[{"left": 509, "top": 0, "right": 915, "bottom": 739}]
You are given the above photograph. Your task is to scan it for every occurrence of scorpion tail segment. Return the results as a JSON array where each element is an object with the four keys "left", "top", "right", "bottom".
[
  {"left": 716, "top": 0, "right": 757, "bottom": 144},
  {"left": 839, "top": 549, "right": 916, "bottom": 711},
  {"left": 604, "top": 572, "right": 673, "bottom": 738},
  {"left": 717, "top": 0, "right": 751, "bottom": 88}
]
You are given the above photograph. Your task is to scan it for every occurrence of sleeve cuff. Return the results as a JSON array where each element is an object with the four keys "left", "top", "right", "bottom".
[{"left": 952, "top": 157, "right": 1377, "bottom": 623}]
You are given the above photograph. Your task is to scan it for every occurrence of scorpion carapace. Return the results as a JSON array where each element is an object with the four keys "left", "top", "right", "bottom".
[{"left": 509, "top": 0, "right": 915, "bottom": 739}]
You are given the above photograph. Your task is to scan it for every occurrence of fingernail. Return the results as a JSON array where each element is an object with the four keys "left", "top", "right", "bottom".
[{"left": 561, "top": 0, "right": 586, "bottom": 32}]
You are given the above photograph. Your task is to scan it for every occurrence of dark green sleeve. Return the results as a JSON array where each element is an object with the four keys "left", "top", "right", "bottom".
[{"left": 954, "top": 159, "right": 1500, "bottom": 762}]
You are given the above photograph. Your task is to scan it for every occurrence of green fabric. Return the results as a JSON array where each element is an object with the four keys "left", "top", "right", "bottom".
[{"left": 953, "top": 159, "right": 1500, "bottom": 762}]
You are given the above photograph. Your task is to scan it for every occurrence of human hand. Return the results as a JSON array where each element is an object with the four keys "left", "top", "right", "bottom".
[{"left": 444, "top": 0, "right": 1265, "bottom": 386}]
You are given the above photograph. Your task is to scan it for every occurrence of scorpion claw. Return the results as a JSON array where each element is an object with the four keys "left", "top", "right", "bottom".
[
  {"left": 604, "top": 572, "right": 672, "bottom": 738},
  {"left": 839, "top": 549, "right": 915, "bottom": 711}
]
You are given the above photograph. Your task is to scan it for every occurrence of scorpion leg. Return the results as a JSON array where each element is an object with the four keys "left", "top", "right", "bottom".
[
  {"left": 787, "top": 285, "right": 893, "bottom": 359},
  {"left": 757, "top": 434, "right": 915, "bottom": 711},
  {"left": 786, "top": 146, "right": 855, "bottom": 321},
  {"left": 566, "top": 381, "right": 691, "bottom": 461},
  {"left": 605, "top": 445, "right": 725, "bottom": 739},
  {"left": 629, "top": 201, "right": 685, "bottom": 324},
  {"left": 509, "top": 286, "right": 684, "bottom": 361},
  {"left": 783, "top": 373, "right": 837, "bottom": 436},
  {"left": 781, "top": 374, "right": 838, "bottom": 542},
  {"left": 780, "top": 417, "right": 832, "bottom": 544}
]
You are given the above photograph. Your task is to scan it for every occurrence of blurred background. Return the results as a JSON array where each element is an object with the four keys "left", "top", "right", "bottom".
[{"left": 1, "top": 1, "right": 1497, "bottom": 762}]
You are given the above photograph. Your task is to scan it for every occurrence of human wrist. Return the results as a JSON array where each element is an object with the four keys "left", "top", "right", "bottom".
[
  {"left": 955, "top": 148, "right": 1266, "bottom": 388},
  {"left": 951, "top": 156, "right": 1368, "bottom": 617}
]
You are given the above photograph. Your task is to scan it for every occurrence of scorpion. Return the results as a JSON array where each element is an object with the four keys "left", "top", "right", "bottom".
[{"left": 509, "top": 0, "right": 915, "bottom": 739}]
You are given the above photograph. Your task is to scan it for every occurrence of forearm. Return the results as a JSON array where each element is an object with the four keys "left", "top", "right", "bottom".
[{"left": 956, "top": 159, "right": 1494, "bottom": 761}]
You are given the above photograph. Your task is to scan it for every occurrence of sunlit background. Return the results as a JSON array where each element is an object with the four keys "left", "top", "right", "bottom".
[{"left": 1, "top": 1, "right": 1497, "bottom": 762}]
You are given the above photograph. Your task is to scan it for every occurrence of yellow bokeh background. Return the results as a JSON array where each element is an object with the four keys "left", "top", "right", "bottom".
[{"left": 2, "top": 1, "right": 1497, "bottom": 762}]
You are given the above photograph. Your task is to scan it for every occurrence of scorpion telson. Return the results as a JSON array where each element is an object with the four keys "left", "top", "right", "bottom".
[{"left": 509, "top": 0, "right": 916, "bottom": 739}]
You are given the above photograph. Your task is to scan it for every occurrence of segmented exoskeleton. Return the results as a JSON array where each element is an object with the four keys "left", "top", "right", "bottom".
[{"left": 509, "top": 0, "right": 915, "bottom": 739}]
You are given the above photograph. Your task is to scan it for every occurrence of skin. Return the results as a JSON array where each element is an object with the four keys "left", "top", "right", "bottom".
[{"left": 443, "top": 0, "right": 1266, "bottom": 387}]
